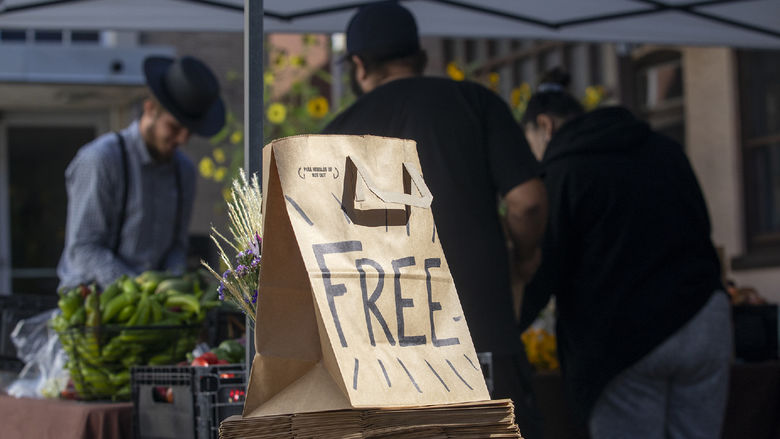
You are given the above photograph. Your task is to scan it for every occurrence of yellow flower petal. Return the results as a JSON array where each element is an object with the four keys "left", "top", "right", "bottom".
[
  {"left": 446, "top": 62, "right": 465, "bottom": 81},
  {"left": 511, "top": 88, "right": 522, "bottom": 108},
  {"left": 302, "top": 34, "right": 318, "bottom": 46},
  {"left": 230, "top": 130, "right": 243, "bottom": 145},
  {"left": 263, "top": 72, "right": 275, "bottom": 85},
  {"left": 214, "top": 167, "right": 227, "bottom": 183},
  {"left": 273, "top": 53, "right": 287, "bottom": 69},
  {"left": 306, "top": 96, "right": 329, "bottom": 119},
  {"left": 488, "top": 72, "right": 500, "bottom": 85},
  {"left": 290, "top": 55, "right": 305, "bottom": 67},
  {"left": 213, "top": 148, "right": 226, "bottom": 163},
  {"left": 266, "top": 103, "right": 287, "bottom": 124},
  {"left": 198, "top": 157, "right": 215, "bottom": 178}
]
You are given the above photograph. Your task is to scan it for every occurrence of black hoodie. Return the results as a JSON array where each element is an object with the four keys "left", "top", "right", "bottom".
[{"left": 521, "top": 107, "right": 723, "bottom": 419}]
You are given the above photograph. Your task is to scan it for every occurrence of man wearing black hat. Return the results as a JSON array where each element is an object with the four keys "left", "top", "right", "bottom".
[
  {"left": 323, "top": 3, "right": 546, "bottom": 438},
  {"left": 57, "top": 55, "right": 225, "bottom": 290}
]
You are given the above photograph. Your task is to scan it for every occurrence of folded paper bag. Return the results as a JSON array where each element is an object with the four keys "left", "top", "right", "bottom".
[{"left": 244, "top": 134, "right": 490, "bottom": 417}]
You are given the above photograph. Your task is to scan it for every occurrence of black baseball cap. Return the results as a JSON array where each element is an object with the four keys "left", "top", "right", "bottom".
[{"left": 345, "top": 1, "right": 420, "bottom": 60}]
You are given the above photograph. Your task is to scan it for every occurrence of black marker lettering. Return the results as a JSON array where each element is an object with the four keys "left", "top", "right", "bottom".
[
  {"left": 312, "top": 241, "right": 362, "bottom": 347},
  {"left": 356, "top": 258, "right": 395, "bottom": 346},
  {"left": 425, "top": 258, "right": 459, "bottom": 347},
  {"left": 393, "top": 257, "right": 426, "bottom": 347}
]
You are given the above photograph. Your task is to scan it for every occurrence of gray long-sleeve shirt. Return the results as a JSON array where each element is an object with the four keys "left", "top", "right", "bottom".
[{"left": 57, "top": 120, "right": 196, "bottom": 290}]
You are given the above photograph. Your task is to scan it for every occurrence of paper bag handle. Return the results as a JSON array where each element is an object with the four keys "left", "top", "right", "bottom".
[{"left": 347, "top": 155, "right": 433, "bottom": 209}]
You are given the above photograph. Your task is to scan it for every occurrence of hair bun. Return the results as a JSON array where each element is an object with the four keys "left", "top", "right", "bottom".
[{"left": 539, "top": 67, "right": 571, "bottom": 88}]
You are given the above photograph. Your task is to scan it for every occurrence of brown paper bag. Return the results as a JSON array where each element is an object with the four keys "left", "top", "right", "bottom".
[{"left": 244, "top": 135, "right": 490, "bottom": 417}]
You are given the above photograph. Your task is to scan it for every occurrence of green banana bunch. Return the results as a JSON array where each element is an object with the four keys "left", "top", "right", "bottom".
[{"left": 52, "top": 270, "right": 224, "bottom": 400}]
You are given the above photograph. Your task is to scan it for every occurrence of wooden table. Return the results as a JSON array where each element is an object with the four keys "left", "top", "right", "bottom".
[{"left": 0, "top": 395, "right": 133, "bottom": 439}]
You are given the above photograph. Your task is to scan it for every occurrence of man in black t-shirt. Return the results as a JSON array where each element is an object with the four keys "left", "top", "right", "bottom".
[{"left": 323, "top": 3, "right": 547, "bottom": 438}]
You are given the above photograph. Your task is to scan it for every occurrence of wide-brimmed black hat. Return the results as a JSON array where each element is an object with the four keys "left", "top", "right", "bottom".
[{"left": 144, "top": 55, "right": 226, "bottom": 137}]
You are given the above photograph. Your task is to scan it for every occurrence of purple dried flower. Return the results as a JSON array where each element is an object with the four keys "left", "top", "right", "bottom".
[
  {"left": 222, "top": 269, "right": 232, "bottom": 279},
  {"left": 251, "top": 289, "right": 258, "bottom": 304},
  {"left": 217, "top": 283, "right": 225, "bottom": 300},
  {"left": 250, "top": 233, "right": 262, "bottom": 255}
]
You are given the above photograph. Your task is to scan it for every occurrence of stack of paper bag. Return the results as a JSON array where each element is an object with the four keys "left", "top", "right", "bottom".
[
  {"left": 220, "top": 399, "right": 520, "bottom": 438},
  {"left": 223, "top": 135, "right": 523, "bottom": 438}
]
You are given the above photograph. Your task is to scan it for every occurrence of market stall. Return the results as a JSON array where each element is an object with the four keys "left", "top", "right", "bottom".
[{"left": 0, "top": 2, "right": 779, "bottom": 438}]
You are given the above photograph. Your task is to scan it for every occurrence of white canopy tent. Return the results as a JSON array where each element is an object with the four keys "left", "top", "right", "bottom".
[{"left": 1, "top": 0, "right": 779, "bottom": 47}]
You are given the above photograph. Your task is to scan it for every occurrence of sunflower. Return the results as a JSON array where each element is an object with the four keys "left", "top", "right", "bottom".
[
  {"left": 263, "top": 72, "right": 275, "bottom": 86},
  {"left": 510, "top": 83, "right": 532, "bottom": 108},
  {"left": 583, "top": 85, "right": 606, "bottom": 110},
  {"left": 230, "top": 130, "right": 243, "bottom": 145},
  {"left": 213, "top": 147, "right": 226, "bottom": 163},
  {"left": 290, "top": 55, "right": 306, "bottom": 68},
  {"left": 302, "top": 34, "right": 318, "bottom": 46},
  {"left": 272, "top": 53, "right": 287, "bottom": 69},
  {"left": 306, "top": 96, "right": 329, "bottom": 119},
  {"left": 446, "top": 62, "right": 465, "bottom": 81},
  {"left": 214, "top": 166, "right": 228, "bottom": 183},
  {"left": 199, "top": 157, "right": 215, "bottom": 178},
  {"left": 266, "top": 103, "right": 287, "bottom": 124}
]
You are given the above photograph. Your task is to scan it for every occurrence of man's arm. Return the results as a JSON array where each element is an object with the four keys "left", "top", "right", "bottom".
[
  {"left": 504, "top": 177, "right": 547, "bottom": 281},
  {"left": 61, "top": 143, "right": 136, "bottom": 288}
]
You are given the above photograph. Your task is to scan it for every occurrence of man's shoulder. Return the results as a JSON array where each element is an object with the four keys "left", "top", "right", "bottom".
[{"left": 72, "top": 131, "right": 123, "bottom": 167}]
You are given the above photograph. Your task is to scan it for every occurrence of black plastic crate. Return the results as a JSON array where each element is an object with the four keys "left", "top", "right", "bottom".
[
  {"left": 132, "top": 364, "right": 246, "bottom": 439},
  {"left": 0, "top": 294, "right": 59, "bottom": 370}
]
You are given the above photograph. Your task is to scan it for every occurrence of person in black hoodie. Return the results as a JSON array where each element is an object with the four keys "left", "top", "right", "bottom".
[{"left": 519, "top": 69, "right": 732, "bottom": 439}]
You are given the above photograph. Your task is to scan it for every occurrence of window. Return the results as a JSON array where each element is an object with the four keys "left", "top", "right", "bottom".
[
  {"left": 71, "top": 31, "right": 100, "bottom": 44},
  {"left": 738, "top": 50, "right": 780, "bottom": 257},
  {"left": 0, "top": 112, "right": 106, "bottom": 294},
  {"left": 34, "top": 30, "right": 62, "bottom": 43},
  {"left": 633, "top": 50, "right": 685, "bottom": 146},
  {"left": 0, "top": 30, "right": 26, "bottom": 42},
  {"left": 0, "top": 29, "right": 100, "bottom": 44}
]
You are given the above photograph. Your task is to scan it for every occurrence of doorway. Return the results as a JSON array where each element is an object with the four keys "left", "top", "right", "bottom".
[{"left": 0, "top": 112, "right": 107, "bottom": 295}]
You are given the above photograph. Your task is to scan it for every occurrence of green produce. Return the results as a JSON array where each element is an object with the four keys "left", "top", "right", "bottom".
[
  {"left": 164, "top": 293, "right": 201, "bottom": 314},
  {"left": 68, "top": 308, "right": 86, "bottom": 326},
  {"left": 52, "top": 270, "right": 220, "bottom": 401},
  {"left": 116, "top": 304, "right": 136, "bottom": 323},
  {"left": 84, "top": 288, "right": 100, "bottom": 327},
  {"left": 155, "top": 278, "right": 193, "bottom": 295},
  {"left": 58, "top": 289, "right": 83, "bottom": 321},
  {"left": 214, "top": 339, "right": 245, "bottom": 363},
  {"left": 99, "top": 280, "right": 122, "bottom": 309},
  {"left": 121, "top": 277, "right": 139, "bottom": 296}
]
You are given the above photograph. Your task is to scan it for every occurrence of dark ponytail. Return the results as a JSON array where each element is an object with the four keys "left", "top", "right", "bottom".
[{"left": 520, "top": 68, "right": 584, "bottom": 127}]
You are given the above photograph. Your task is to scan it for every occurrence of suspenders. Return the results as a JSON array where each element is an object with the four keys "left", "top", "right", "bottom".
[
  {"left": 112, "top": 132, "right": 182, "bottom": 270},
  {"left": 112, "top": 132, "right": 129, "bottom": 256}
]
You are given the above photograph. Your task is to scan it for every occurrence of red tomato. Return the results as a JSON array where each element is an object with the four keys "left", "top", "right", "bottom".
[{"left": 190, "top": 357, "right": 209, "bottom": 367}]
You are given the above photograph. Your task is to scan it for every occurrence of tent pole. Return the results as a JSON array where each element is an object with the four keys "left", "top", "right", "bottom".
[{"left": 244, "top": 0, "right": 263, "bottom": 383}]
